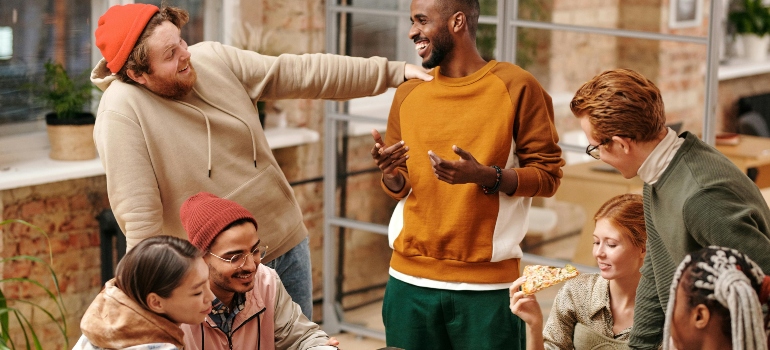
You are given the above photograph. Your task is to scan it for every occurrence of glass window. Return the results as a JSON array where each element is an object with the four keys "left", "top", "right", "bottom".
[
  {"left": 0, "top": 0, "right": 214, "bottom": 129},
  {"left": 516, "top": 0, "right": 709, "bottom": 35},
  {"left": 517, "top": 28, "right": 707, "bottom": 155},
  {"left": 0, "top": 0, "right": 92, "bottom": 125},
  {"left": 345, "top": 13, "right": 401, "bottom": 60}
]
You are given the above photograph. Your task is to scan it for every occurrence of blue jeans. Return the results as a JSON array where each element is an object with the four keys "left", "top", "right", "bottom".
[{"left": 265, "top": 237, "right": 313, "bottom": 320}]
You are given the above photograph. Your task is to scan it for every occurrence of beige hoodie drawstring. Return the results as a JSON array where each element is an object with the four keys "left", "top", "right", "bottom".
[
  {"left": 204, "top": 112, "right": 212, "bottom": 177},
  {"left": 192, "top": 89, "right": 259, "bottom": 176},
  {"left": 175, "top": 100, "right": 214, "bottom": 177}
]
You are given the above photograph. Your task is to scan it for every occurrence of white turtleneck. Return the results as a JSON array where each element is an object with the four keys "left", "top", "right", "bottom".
[{"left": 637, "top": 128, "right": 684, "bottom": 185}]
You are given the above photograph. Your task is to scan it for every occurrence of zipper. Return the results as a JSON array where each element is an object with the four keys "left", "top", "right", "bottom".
[
  {"left": 201, "top": 305, "right": 267, "bottom": 349},
  {"left": 226, "top": 306, "right": 267, "bottom": 349}
]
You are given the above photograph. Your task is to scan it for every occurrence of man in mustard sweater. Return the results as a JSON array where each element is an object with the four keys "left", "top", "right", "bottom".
[
  {"left": 571, "top": 68, "right": 770, "bottom": 349},
  {"left": 91, "top": 3, "right": 431, "bottom": 320},
  {"left": 370, "top": 0, "right": 563, "bottom": 348}
]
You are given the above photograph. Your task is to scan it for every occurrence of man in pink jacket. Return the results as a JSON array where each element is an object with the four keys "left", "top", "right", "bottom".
[{"left": 179, "top": 192, "right": 338, "bottom": 349}]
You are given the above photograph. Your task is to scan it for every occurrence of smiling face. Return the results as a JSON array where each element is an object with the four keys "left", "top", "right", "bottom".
[
  {"left": 409, "top": 0, "right": 455, "bottom": 69},
  {"left": 204, "top": 222, "right": 261, "bottom": 300},
  {"left": 592, "top": 218, "right": 645, "bottom": 281},
  {"left": 130, "top": 20, "right": 196, "bottom": 99},
  {"left": 155, "top": 257, "right": 214, "bottom": 325}
]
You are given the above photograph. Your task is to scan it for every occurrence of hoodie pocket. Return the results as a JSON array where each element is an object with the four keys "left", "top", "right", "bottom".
[{"left": 224, "top": 164, "right": 304, "bottom": 251}]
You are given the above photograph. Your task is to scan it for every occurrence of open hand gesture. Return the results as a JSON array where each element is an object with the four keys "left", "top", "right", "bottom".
[
  {"left": 371, "top": 129, "right": 408, "bottom": 192},
  {"left": 428, "top": 145, "right": 484, "bottom": 185},
  {"left": 371, "top": 129, "right": 409, "bottom": 176}
]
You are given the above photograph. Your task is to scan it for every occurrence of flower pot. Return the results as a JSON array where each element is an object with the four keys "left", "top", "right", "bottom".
[
  {"left": 45, "top": 112, "right": 97, "bottom": 161},
  {"left": 741, "top": 34, "right": 770, "bottom": 62}
]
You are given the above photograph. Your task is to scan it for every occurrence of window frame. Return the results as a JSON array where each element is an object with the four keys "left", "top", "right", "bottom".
[{"left": 0, "top": 0, "right": 225, "bottom": 138}]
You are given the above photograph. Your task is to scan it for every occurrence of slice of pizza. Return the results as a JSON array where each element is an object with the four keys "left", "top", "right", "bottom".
[{"left": 521, "top": 264, "right": 579, "bottom": 295}]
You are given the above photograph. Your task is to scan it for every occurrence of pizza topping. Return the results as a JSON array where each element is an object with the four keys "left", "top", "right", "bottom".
[{"left": 521, "top": 264, "right": 579, "bottom": 295}]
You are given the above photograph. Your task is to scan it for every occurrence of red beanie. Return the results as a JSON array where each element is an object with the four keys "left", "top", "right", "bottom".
[
  {"left": 95, "top": 4, "right": 159, "bottom": 74},
  {"left": 180, "top": 192, "right": 258, "bottom": 252}
]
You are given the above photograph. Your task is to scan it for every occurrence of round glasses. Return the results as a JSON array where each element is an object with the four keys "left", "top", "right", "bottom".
[
  {"left": 208, "top": 244, "right": 268, "bottom": 270},
  {"left": 585, "top": 139, "right": 611, "bottom": 160}
]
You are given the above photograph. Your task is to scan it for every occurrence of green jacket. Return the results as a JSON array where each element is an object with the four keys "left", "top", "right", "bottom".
[{"left": 629, "top": 132, "right": 770, "bottom": 349}]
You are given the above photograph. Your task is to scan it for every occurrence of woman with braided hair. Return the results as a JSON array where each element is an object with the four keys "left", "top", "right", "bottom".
[{"left": 664, "top": 246, "right": 770, "bottom": 350}]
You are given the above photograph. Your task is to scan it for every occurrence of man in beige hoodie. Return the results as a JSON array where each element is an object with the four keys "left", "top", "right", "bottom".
[{"left": 91, "top": 3, "right": 430, "bottom": 320}]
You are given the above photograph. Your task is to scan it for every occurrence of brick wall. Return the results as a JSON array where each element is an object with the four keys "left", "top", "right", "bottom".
[
  {"left": 1, "top": 177, "right": 109, "bottom": 349},
  {"left": 718, "top": 73, "right": 770, "bottom": 132}
]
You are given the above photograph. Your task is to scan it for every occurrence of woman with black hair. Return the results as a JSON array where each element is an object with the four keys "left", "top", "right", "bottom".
[{"left": 74, "top": 236, "right": 214, "bottom": 349}]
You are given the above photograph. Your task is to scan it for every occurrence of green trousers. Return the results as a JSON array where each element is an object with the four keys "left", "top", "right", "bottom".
[{"left": 383, "top": 276, "right": 525, "bottom": 350}]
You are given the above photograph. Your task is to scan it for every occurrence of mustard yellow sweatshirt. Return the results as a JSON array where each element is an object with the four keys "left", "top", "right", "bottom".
[{"left": 383, "top": 61, "right": 563, "bottom": 284}]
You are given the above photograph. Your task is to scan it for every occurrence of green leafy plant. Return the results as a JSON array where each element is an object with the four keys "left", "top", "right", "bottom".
[
  {"left": 33, "top": 61, "right": 95, "bottom": 120},
  {"left": 0, "top": 219, "right": 68, "bottom": 350},
  {"left": 729, "top": 0, "right": 770, "bottom": 36}
]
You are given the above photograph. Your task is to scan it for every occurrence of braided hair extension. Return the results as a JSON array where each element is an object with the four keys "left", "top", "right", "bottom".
[{"left": 662, "top": 246, "right": 766, "bottom": 350}]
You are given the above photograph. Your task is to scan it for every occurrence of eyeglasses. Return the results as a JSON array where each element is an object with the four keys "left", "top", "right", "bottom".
[
  {"left": 585, "top": 139, "right": 611, "bottom": 160},
  {"left": 208, "top": 244, "right": 268, "bottom": 270}
]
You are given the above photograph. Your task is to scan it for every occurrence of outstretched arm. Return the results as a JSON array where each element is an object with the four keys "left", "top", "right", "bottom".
[{"left": 211, "top": 43, "right": 431, "bottom": 102}]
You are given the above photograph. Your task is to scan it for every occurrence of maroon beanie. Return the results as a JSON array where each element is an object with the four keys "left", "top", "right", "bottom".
[
  {"left": 95, "top": 3, "right": 160, "bottom": 74},
  {"left": 180, "top": 192, "right": 258, "bottom": 252}
]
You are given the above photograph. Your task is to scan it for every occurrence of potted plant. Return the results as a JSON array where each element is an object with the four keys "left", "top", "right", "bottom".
[
  {"left": 729, "top": 0, "right": 770, "bottom": 62},
  {"left": 35, "top": 61, "right": 98, "bottom": 161}
]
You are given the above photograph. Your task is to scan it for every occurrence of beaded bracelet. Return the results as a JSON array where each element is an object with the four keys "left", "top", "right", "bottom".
[{"left": 481, "top": 165, "right": 502, "bottom": 194}]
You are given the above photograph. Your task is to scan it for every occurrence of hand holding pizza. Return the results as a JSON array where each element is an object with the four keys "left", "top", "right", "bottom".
[{"left": 509, "top": 276, "right": 544, "bottom": 329}]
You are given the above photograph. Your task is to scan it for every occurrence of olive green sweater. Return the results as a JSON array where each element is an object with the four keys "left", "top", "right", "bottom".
[{"left": 629, "top": 132, "right": 770, "bottom": 349}]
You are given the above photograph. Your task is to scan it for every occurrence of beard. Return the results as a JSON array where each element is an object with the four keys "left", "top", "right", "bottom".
[
  {"left": 151, "top": 62, "right": 197, "bottom": 99},
  {"left": 422, "top": 26, "right": 454, "bottom": 69},
  {"left": 208, "top": 262, "right": 256, "bottom": 296}
]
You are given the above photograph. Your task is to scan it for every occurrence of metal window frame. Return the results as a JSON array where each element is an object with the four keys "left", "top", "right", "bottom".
[{"left": 322, "top": 0, "right": 722, "bottom": 337}]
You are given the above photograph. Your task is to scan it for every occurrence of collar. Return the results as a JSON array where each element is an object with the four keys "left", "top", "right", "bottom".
[
  {"left": 211, "top": 292, "right": 247, "bottom": 315},
  {"left": 433, "top": 60, "right": 497, "bottom": 86},
  {"left": 637, "top": 128, "right": 683, "bottom": 184},
  {"left": 588, "top": 275, "right": 611, "bottom": 319},
  {"left": 209, "top": 292, "right": 247, "bottom": 334}
]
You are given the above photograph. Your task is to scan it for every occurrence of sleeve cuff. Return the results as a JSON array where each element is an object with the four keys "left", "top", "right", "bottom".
[{"left": 387, "top": 61, "right": 406, "bottom": 87}]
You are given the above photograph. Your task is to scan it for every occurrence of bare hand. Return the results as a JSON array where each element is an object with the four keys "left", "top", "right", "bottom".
[
  {"left": 428, "top": 145, "right": 484, "bottom": 185},
  {"left": 371, "top": 129, "right": 409, "bottom": 178},
  {"left": 509, "top": 277, "right": 543, "bottom": 328},
  {"left": 326, "top": 337, "right": 340, "bottom": 348},
  {"left": 404, "top": 63, "right": 433, "bottom": 82}
]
